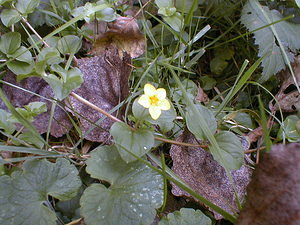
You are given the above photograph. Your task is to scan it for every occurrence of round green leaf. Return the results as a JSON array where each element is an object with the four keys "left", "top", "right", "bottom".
[
  {"left": 186, "top": 104, "right": 217, "bottom": 140},
  {"left": 82, "top": 146, "right": 164, "bottom": 225},
  {"left": 110, "top": 122, "right": 155, "bottom": 163},
  {"left": 210, "top": 131, "right": 244, "bottom": 170},
  {"left": 0, "top": 9, "right": 21, "bottom": 27},
  {"left": 15, "top": 0, "right": 40, "bottom": 15},
  {"left": 155, "top": 0, "right": 173, "bottom": 8},
  {"left": 158, "top": 208, "right": 212, "bottom": 225},
  {"left": 57, "top": 35, "right": 82, "bottom": 55},
  {"left": 278, "top": 115, "right": 300, "bottom": 142},
  {"left": 7, "top": 60, "right": 33, "bottom": 75},
  {"left": 0, "top": 32, "right": 21, "bottom": 55},
  {"left": 0, "top": 158, "right": 82, "bottom": 225},
  {"left": 163, "top": 12, "right": 183, "bottom": 32}
]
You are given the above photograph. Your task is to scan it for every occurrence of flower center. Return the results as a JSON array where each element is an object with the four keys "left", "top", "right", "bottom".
[{"left": 149, "top": 95, "right": 159, "bottom": 105}]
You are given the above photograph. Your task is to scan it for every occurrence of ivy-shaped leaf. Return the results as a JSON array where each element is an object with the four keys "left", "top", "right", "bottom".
[
  {"left": 241, "top": 0, "right": 300, "bottom": 82},
  {"left": 57, "top": 35, "right": 82, "bottom": 55},
  {"left": 209, "top": 131, "right": 244, "bottom": 170},
  {"left": 0, "top": 158, "right": 82, "bottom": 225},
  {"left": 158, "top": 208, "right": 212, "bottom": 225},
  {"left": 110, "top": 122, "right": 155, "bottom": 163},
  {"left": 81, "top": 146, "right": 164, "bottom": 225}
]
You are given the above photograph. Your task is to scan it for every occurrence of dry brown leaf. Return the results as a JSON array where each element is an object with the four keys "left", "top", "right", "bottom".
[
  {"left": 170, "top": 130, "right": 252, "bottom": 220},
  {"left": 0, "top": 71, "right": 72, "bottom": 137},
  {"left": 237, "top": 143, "right": 300, "bottom": 225},
  {"left": 69, "top": 45, "right": 131, "bottom": 142},
  {"left": 88, "top": 16, "right": 145, "bottom": 58},
  {"left": 269, "top": 56, "right": 300, "bottom": 113}
]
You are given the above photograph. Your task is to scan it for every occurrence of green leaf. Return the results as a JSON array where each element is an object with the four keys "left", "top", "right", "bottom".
[
  {"left": 158, "top": 208, "right": 212, "bottom": 225},
  {"left": 163, "top": 12, "right": 183, "bottom": 32},
  {"left": 81, "top": 146, "right": 164, "bottom": 225},
  {"left": 14, "top": 131, "right": 45, "bottom": 148},
  {"left": 57, "top": 35, "right": 82, "bottom": 55},
  {"left": 278, "top": 115, "right": 300, "bottom": 142},
  {"left": 241, "top": 0, "right": 300, "bottom": 82},
  {"left": 209, "top": 131, "right": 244, "bottom": 170},
  {"left": 0, "top": 109, "right": 15, "bottom": 134},
  {"left": 0, "top": 32, "right": 21, "bottom": 55},
  {"left": 7, "top": 60, "right": 34, "bottom": 75},
  {"left": 155, "top": 0, "right": 173, "bottom": 8},
  {"left": 296, "top": 0, "right": 300, "bottom": 8},
  {"left": 95, "top": 7, "right": 116, "bottom": 22},
  {"left": 8, "top": 46, "right": 33, "bottom": 63},
  {"left": 9, "top": 102, "right": 47, "bottom": 123},
  {"left": 0, "top": 9, "right": 21, "bottom": 27},
  {"left": 158, "top": 7, "right": 177, "bottom": 17},
  {"left": 0, "top": 158, "right": 82, "bottom": 225},
  {"left": 43, "top": 65, "right": 83, "bottom": 100},
  {"left": 186, "top": 104, "right": 217, "bottom": 140},
  {"left": 15, "top": 0, "right": 40, "bottom": 15},
  {"left": 110, "top": 122, "right": 154, "bottom": 163},
  {"left": 36, "top": 47, "right": 63, "bottom": 73},
  {"left": 132, "top": 98, "right": 176, "bottom": 132}
]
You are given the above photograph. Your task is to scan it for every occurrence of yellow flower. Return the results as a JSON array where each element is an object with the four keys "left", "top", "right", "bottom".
[{"left": 138, "top": 83, "right": 171, "bottom": 120}]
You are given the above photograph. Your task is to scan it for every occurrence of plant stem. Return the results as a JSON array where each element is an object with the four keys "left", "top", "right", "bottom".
[{"left": 69, "top": 92, "right": 208, "bottom": 148}]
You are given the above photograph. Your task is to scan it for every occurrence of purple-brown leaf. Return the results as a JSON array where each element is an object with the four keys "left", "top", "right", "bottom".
[
  {"left": 68, "top": 46, "right": 131, "bottom": 142},
  {"left": 0, "top": 71, "right": 72, "bottom": 137},
  {"left": 170, "top": 130, "right": 252, "bottom": 220}
]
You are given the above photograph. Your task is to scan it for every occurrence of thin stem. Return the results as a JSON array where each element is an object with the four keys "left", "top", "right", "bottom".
[{"left": 70, "top": 92, "right": 208, "bottom": 149}]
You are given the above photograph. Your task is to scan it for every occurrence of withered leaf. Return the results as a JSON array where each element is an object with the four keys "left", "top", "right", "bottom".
[
  {"left": 237, "top": 143, "right": 300, "bottom": 225},
  {"left": 0, "top": 71, "right": 73, "bottom": 137},
  {"left": 170, "top": 130, "right": 252, "bottom": 220},
  {"left": 69, "top": 45, "right": 131, "bottom": 142},
  {"left": 269, "top": 55, "right": 300, "bottom": 113},
  {"left": 88, "top": 16, "right": 145, "bottom": 58}
]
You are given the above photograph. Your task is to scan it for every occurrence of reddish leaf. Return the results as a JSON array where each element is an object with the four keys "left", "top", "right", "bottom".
[
  {"left": 69, "top": 46, "right": 131, "bottom": 142},
  {"left": 269, "top": 56, "right": 300, "bottom": 113},
  {"left": 237, "top": 143, "right": 300, "bottom": 225},
  {"left": 170, "top": 130, "right": 251, "bottom": 220},
  {"left": 0, "top": 71, "right": 72, "bottom": 137},
  {"left": 89, "top": 16, "right": 145, "bottom": 58}
]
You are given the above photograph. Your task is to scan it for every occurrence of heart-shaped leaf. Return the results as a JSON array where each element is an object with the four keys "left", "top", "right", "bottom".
[
  {"left": 186, "top": 104, "right": 217, "bottom": 140},
  {"left": 209, "top": 131, "right": 244, "bottom": 170},
  {"left": 110, "top": 122, "right": 154, "bottom": 162},
  {"left": 0, "top": 158, "right": 82, "bottom": 225},
  {"left": 0, "top": 9, "right": 21, "bottom": 27},
  {"left": 158, "top": 208, "right": 212, "bottom": 225},
  {"left": 81, "top": 145, "right": 164, "bottom": 225}
]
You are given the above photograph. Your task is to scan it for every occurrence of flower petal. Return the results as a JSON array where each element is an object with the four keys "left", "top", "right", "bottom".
[
  {"left": 149, "top": 106, "right": 162, "bottom": 120},
  {"left": 159, "top": 99, "right": 171, "bottom": 110},
  {"left": 138, "top": 95, "right": 151, "bottom": 108},
  {"left": 144, "top": 84, "right": 157, "bottom": 96},
  {"left": 156, "top": 88, "right": 166, "bottom": 100}
]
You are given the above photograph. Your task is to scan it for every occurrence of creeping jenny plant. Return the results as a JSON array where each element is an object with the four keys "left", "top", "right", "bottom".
[{"left": 138, "top": 84, "right": 171, "bottom": 120}]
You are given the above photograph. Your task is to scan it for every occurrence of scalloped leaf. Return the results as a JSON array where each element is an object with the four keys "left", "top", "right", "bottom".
[
  {"left": 0, "top": 158, "right": 82, "bottom": 225},
  {"left": 81, "top": 145, "right": 164, "bottom": 225},
  {"left": 158, "top": 208, "right": 212, "bottom": 225},
  {"left": 241, "top": 0, "right": 300, "bottom": 82}
]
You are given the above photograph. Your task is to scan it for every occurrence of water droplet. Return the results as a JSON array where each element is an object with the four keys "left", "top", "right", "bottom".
[
  {"left": 133, "top": 208, "right": 137, "bottom": 212},
  {"left": 139, "top": 193, "right": 143, "bottom": 197},
  {"left": 143, "top": 146, "right": 147, "bottom": 150},
  {"left": 139, "top": 213, "right": 143, "bottom": 217},
  {"left": 131, "top": 193, "right": 135, "bottom": 196},
  {"left": 97, "top": 207, "right": 101, "bottom": 212},
  {"left": 102, "top": 215, "right": 105, "bottom": 219}
]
